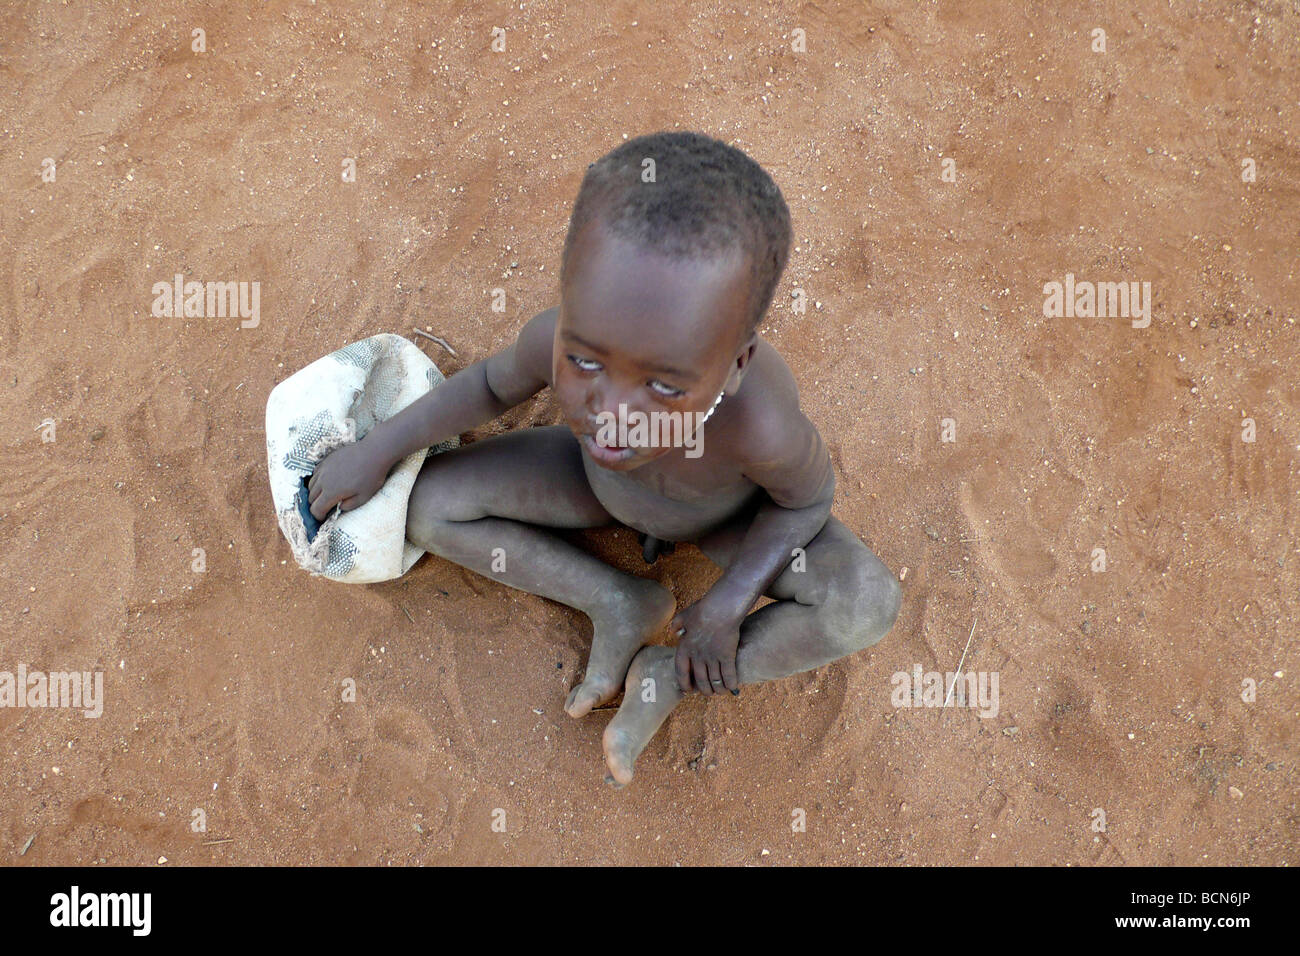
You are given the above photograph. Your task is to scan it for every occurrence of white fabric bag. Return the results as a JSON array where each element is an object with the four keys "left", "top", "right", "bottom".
[{"left": 265, "top": 333, "right": 458, "bottom": 583}]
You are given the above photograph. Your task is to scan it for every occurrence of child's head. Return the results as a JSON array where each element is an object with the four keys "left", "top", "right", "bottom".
[{"left": 555, "top": 131, "right": 792, "bottom": 469}]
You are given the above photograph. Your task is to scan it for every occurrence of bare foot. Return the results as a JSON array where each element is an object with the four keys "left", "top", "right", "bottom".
[
  {"left": 602, "top": 646, "right": 682, "bottom": 787},
  {"left": 564, "top": 579, "right": 675, "bottom": 718}
]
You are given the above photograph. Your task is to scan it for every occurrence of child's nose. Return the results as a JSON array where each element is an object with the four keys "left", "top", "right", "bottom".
[{"left": 587, "top": 381, "right": 642, "bottom": 427}]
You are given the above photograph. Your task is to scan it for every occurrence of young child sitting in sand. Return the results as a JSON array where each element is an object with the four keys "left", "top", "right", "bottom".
[{"left": 307, "top": 130, "right": 901, "bottom": 787}]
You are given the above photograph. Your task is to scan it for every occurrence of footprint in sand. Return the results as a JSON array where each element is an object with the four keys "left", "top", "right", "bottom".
[{"left": 959, "top": 482, "right": 1055, "bottom": 587}]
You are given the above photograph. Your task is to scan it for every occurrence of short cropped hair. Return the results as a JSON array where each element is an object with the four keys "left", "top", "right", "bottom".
[{"left": 561, "top": 131, "right": 793, "bottom": 338}]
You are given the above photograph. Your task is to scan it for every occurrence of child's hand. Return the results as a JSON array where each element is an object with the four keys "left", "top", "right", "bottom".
[
  {"left": 307, "top": 441, "right": 388, "bottom": 520},
  {"left": 672, "top": 598, "right": 743, "bottom": 696}
]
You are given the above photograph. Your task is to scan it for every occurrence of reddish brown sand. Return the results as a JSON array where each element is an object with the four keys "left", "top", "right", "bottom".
[{"left": 1, "top": 2, "right": 1296, "bottom": 865}]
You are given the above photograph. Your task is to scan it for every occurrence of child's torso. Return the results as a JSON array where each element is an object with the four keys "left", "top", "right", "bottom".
[{"left": 581, "top": 444, "right": 762, "bottom": 542}]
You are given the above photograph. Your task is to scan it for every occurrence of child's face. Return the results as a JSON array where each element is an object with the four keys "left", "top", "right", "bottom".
[{"left": 554, "top": 219, "right": 754, "bottom": 471}]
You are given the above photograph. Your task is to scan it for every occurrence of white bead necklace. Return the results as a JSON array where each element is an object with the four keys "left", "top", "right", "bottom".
[{"left": 699, "top": 389, "right": 726, "bottom": 425}]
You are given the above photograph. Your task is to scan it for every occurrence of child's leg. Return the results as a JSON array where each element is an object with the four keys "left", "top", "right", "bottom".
[
  {"left": 602, "top": 514, "right": 900, "bottom": 785},
  {"left": 405, "top": 425, "right": 675, "bottom": 717}
]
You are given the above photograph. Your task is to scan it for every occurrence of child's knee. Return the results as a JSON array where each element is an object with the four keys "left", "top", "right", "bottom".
[
  {"left": 405, "top": 506, "right": 443, "bottom": 551},
  {"left": 405, "top": 470, "right": 461, "bottom": 547},
  {"left": 822, "top": 551, "right": 901, "bottom": 654}
]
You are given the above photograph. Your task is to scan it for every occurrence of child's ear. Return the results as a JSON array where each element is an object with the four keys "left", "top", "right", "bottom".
[{"left": 722, "top": 332, "right": 758, "bottom": 394}]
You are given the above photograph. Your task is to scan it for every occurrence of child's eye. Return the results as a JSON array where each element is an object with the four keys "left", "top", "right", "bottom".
[
  {"left": 649, "top": 380, "right": 685, "bottom": 399},
  {"left": 568, "top": 354, "right": 602, "bottom": 372}
]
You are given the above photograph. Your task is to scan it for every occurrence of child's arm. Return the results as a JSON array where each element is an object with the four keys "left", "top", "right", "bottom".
[
  {"left": 307, "top": 308, "right": 557, "bottom": 519},
  {"left": 672, "top": 409, "right": 835, "bottom": 695}
]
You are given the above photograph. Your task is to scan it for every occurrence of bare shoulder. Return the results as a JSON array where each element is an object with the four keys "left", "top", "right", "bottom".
[
  {"left": 726, "top": 337, "right": 807, "bottom": 453},
  {"left": 721, "top": 338, "right": 833, "bottom": 508},
  {"left": 485, "top": 306, "right": 558, "bottom": 403},
  {"left": 517, "top": 305, "right": 559, "bottom": 387}
]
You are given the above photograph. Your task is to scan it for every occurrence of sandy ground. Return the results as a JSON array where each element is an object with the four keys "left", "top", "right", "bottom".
[{"left": 1, "top": 0, "right": 1296, "bottom": 866}]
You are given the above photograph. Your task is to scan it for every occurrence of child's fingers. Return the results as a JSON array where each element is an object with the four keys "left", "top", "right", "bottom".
[
  {"left": 308, "top": 462, "right": 331, "bottom": 496},
  {"left": 674, "top": 647, "right": 693, "bottom": 694},
  {"left": 721, "top": 658, "right": 740, "bottom": 694},
  {"left": 693, "top": 658, "right": 713, "bottom": 696},
  {"left": 706, "top": 659, "right": 723, "bottom": 693},
  {"left": 310, "top": 488, "right": 348, "bottom": 520}
]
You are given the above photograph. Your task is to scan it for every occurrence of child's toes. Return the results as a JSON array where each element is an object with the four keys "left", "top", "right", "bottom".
[
  {"left": 563, "top": 685, "right": 591, "bottom": 717},
  {"left": 602, "top": 728, "right": 637, "bottom": 787},
  {"left": 564, "top": 680, "right": 608, "bottom": 718}
]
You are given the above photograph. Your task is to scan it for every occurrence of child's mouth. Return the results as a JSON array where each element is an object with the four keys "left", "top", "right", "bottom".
[{"left": 581, "top": 432, "right": 637, "bottom": 466}]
